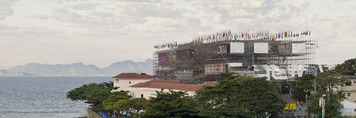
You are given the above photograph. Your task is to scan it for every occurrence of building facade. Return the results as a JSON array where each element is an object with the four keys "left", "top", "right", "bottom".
[
  {"left": 112, "top": 73, "right": 154, "bottom": 91},
  {"left": 129, "top": 80, "right": 216, "bottom": 99},
  {"left": 153, "top": 31, "right": 320, "bottom": 82},
  {"left": 112, "top": 73, "right": 217, "bottom": 99},
  {"left": 341, "top": 76, "right": 356, "bottom": 103}
]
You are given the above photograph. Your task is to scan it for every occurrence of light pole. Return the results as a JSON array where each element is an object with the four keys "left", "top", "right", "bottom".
[
  {"left": 319, "top": 94, "right": 326, "bottom": 118},
  {"left": 286, "top": 86, "right": 292, "bottom": 112}
]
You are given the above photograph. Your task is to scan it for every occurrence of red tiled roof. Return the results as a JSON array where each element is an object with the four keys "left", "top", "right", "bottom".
[
  {"left": 113, "top": 73, "right": 154, "bottom": 79},
  {"left": 130, "top": 80, "right": 181, "bottom": 87},
  {"left": 130, "top": 80, "right": 217, "bottom": 91}
]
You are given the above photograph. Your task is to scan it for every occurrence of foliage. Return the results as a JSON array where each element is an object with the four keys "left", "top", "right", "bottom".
[
  {"left": 316, "top": 70, "right": 346, "bottom": 91},
  {"left": 66, "top": 82, "right": 110, "bottom": 101},
  {"left": 308, "top": 91, "right": 345, "bottom": 117},
  {"left": 334, "top": 58, "right": 356, "bottom": 75},
  {"left": 300, "top": 58, "right": 356, "bottom": 117},
  {"left": 104, "top": 98, "right": 148, "bottom": 117},
  {"left": 195, "top": 74, "right": 286, "bottom": 118},
  {"left": 142, "top": 90, "right": 200, "bottom": 118},
  {"left": 280, "top": 80, "right": 290, "bottom": 94},
  {"left": 85, "top": 88, "right": 112, "bottom": 111},
  {"left": 271, "top": 80, "right": 282, "bottom": 94},
  {"left": 292, "top": 74, "right": 316, "bottom": 102},
  {"left": 102, "top": 91, "right": 131, "bottom": 116},
  {"left": 66, "top": 82, "right": 132, "bottom": 114},
  {"left": 129, "top": 98, "right": 148, "bottom": 114},
  {"left": 219, "top": 72, "right": 241, "bottom": 80},
  {"left": 66, "top": 58, "right": 355, "bottom": 117}
]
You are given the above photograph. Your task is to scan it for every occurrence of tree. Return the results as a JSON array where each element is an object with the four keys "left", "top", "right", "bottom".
[
  {"left": 66, "top": 82, "right": 114, "bottom": 102},
  {"left": 317, "top": 70, "right": 346, "bottom": 91},
  {"left": 308, "top": 91, "right": 345, "bottom": 117},
  {"left": 195, "top": 73, "right": 286, "bottom": 118},
  {"left": 142, "top": 90, "right": 200, "bottom": 118},
  {"left": 292, "top": 74, "right": 316, "bottom": 102},
  {"left": 334, "top": 58, "right": 356, "bottom": 75},
  {"left": 67, "top": 82, "right": 149, "bottom": 118},
  {"left": 104, "top": 97, "right": 148, "bottom": 118},
  {"left": 280, "top": 80, "right": 290, "bottom": 94},
  {"left": 67, "top": 82, "right": 114, "bottom": 111},
  {"left": 307, "top": 58, "right": 353, "bottom": 117},
  {"left": 102, "top": 91, "right": 131, "bottom": 117},
  {"left": 128, "top": 98, "right": 148, "bottom": 114},
  {"left": 66, "top": 82, "right": 131, "bottom": 114},
  {"left": 85, "top": 87, "right": 112, "bottom": 112}
]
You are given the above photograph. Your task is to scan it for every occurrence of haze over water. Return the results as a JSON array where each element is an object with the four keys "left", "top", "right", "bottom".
[{"left": 0, "top": 76, "right": 112, "bottom": 118}]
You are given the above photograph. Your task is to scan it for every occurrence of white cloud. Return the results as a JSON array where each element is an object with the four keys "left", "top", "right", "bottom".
[
  {"left": 107, "top": 0, "right": 186, "bottom": 19},
  {"left": 66, "top": 2, "right": 99, "bottom": 10},
  {"left": 0, "top": 0, "right": 355, "bottom": 69},
  {"left": 0, "top": 0, "right": 18, "bottom": 20}
]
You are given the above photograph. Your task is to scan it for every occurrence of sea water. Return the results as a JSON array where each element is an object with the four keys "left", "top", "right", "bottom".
[{"left": 0, "top": 76, "right": 112, "bottom": 118}]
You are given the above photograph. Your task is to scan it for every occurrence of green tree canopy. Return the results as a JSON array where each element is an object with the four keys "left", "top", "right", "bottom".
[
  {"left": 292, "top": 74, "right": 316, "bottom": 102},
  {"left": 308, "top": 91, "right": 345, "bottom": 117},
  {"left": 142, "top": 90, "right": 200, "bottom": 118},
  {"left": 334, "top": 58, "right": 356, "bottom": 75},
  {"left": 316, "top": 70, "right": 346, "bottom": 91},
  {"left": 195, "top": 74, "right": 286, "bottom": 118},
  {"left": 66, "top": 81, "right": 131, "bottom": 113},
  {"left": 102, "top": 91, "right": 131, "bottom": 115},
  {"left": 66, "top": 82, "right": 114, "bottom": 102},
  {"left": 306, "top": 58, "right": 355, "bottom": 117}
]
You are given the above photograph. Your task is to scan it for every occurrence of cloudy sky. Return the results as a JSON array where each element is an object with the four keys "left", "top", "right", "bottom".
[{"left": 0, "top": 0, "right": 355, "bottom": 69}]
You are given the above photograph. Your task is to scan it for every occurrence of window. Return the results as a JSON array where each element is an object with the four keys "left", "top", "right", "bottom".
[
  {"left": 353, "top": 80, "right": 356, "bottom": 84},
  {"left": 348, "top": 93, "right": 351, "bottom": 97},
  {"left": 129, "top": 81, "right": 131, "bottom": 84},
  {"left": 141, "top": 94, "right": 144, "bottom": 98},
  {"left": 346, "top": 81, "right": 352, "bottom": 86},
  {"left": 216, "top": 44, "right": 227, "bottom": 54}
]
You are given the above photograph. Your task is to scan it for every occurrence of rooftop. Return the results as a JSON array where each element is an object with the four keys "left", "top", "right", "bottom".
[{"left": 130, "top": 80, "right": 217, "bottom": 91}]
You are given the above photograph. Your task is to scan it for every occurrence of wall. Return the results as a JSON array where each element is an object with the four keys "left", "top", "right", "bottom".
[
  {"left": 345, "top": 91, "right": 356, "bottom": 103},
  {"left": 113, "top": 78, "right": 154, "bottom": 91},
  {"left": 129, "top": 87, "right": 195, "bottom": 99},
  {"left": 342, "top": 79, "right": 356, "bottom": 103},
  {"left": 87, "top": 108, "right": 102, "bottom": 118}
]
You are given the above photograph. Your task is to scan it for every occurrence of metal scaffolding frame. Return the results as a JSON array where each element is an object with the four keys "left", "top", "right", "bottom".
[{"left": 153, "top": 31, "right": 316, "bottom": 83}]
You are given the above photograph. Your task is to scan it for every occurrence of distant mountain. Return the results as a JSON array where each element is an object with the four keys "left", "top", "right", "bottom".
[
  {"left": 0, "top": 70, "right": 11, "bottom": 76},
  {"left": 0, "top": 69, "right": 34, "bottom": 76},
  {"left": 103, "top": 59, "right": 153, "bottom": 75},
  {"left": 6, "top": 59, "right": 153, "bottom": 76}
]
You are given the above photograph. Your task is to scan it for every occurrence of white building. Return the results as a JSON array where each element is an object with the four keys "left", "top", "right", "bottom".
[
  {"left": 112, "top": 73, "right": 217, "bottom": 99},
  {"left": 112, "top": 73, "right": 155, "bottom": 91},
  {"left": 340, "top": 76, "right": 356, "bottom": 103},
  {"left": 341, "top": 100, "right": 356, "bottom": 116},
  {"left": 129, "top": 80, "right": 217, "bottom": 99}
]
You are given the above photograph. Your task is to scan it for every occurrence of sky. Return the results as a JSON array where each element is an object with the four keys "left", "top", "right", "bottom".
[{"left": 0, "top": 0, "right": 355, "bottom": 69}]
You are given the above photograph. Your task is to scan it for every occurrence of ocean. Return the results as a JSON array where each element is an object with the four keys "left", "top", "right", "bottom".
[{"left": 0, "top": 76, "right": 112, "bottom": 118}]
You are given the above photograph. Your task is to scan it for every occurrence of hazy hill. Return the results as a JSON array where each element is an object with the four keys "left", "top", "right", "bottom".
[
  {"left": 7, "top": 59, "right": 153, "bottom": 76},
  {"left": 0, "top": 70, "right": 11, "bottom": 76},
  {"left": 0, "top": 69, "right": 34, "bottom": 76},
  {"left": 103, "top": 59, "right": 153, "bottom": 75}
]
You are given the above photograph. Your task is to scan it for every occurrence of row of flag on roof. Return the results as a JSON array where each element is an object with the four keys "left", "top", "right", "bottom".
[
  {"left": 192, "top": 30, "right": 311, "bottom": 44},
  {"left": 154, "top": 41, "right": 178, "bottom": 49}
]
